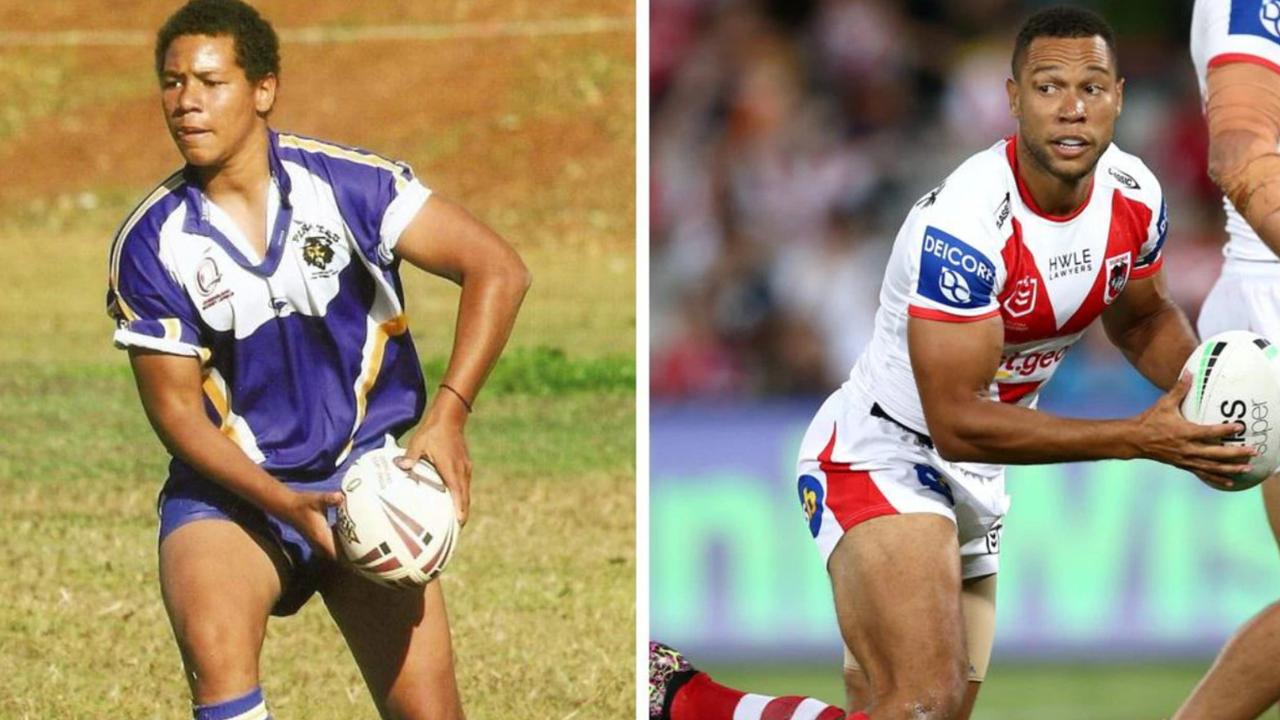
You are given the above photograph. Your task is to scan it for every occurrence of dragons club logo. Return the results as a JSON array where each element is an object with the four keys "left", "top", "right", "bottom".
[{"left": 1104, "top": 253, "right": 1131, "bottom": 305}]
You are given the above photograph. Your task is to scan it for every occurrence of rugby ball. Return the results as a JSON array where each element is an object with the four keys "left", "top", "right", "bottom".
[
  {"left": 1179, "top": 331, "right": 1280, "bottom": 490},
  {"left": 335, "top": 445, "right": 460, "bottom": 587}
]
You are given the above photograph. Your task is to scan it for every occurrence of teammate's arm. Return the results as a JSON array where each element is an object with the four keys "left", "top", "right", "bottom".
[
  {"left": 1101, "top": 269, "right": 1197, "bottom": 390},
  {"left": 391, "top": 195, "right": 532, "bottom": 525},
  {"left": 1205, "top": 61, "right": 1280, "bottom": 256},
  {"left": 908, "top": 315, "right": 1250, "bottom": 481},
  {"left": 128, "top": 348, "right": 343, "bottom": 557}
]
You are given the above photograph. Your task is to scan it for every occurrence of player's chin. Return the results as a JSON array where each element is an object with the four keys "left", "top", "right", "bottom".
[
  {"left": 1047, "top": 153, "right": 1100, "bottom": 184},
  {"left": 176, "top": 146, "right": 222, "bottom": 168}
]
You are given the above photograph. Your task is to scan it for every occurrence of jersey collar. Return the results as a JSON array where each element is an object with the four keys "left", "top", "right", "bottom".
[
  {"left": 181, "top": 129, "right": 295, "bottom": 276},
  {"left": 1005, "top": 135, "right": 1093, "bottom": 223}
]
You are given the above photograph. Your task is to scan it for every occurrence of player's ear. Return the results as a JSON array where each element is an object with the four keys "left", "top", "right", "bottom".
[
  {"left": 255, "top": 73, "right": 277, "bottom": 116},
  {"left": 1006, "top": 77, "right": 1020, "bottom": 119},
  {"left": 1115, "top": 76, "right": 1124, "bottom": 116}
]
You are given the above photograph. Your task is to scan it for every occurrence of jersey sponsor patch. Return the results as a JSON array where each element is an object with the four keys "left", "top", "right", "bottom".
[
  {"left": 1230, "top": 0, "right": 1280, "bottom": 44},
  {"left": 994, "top": 192, "right": 1011, "bottom": 232},
  {"left": 797, "top": 474, "right": 825, "bottom": 537},
  {"left": 917, "top": 226, "right": 997, "bottom": 310},
  {"left": 1108, "top": 166, "right": 1140, "bottom": 190},
  {"left": 913, "top": 463, "right": 955, "bottom": 506}
]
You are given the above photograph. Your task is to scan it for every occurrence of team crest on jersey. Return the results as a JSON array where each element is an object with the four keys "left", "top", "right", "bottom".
[
  {"left": 917, "top": 226, "right": 996, "bottom": 310},
  {"left": 293, "top": 223, "right": 342, "bottom": 277},
  {"left": 1104, "top": 253, "right": 1132, "bottom": 304},
  {"left": 1003, "top": 277, "right": 1037, "bottom": 318},
  {"left": 797, "top": 474, "right": 824, "bottom": 537},
  {"left": 303, "top": 236, "right": 335, "bottom": 269}
]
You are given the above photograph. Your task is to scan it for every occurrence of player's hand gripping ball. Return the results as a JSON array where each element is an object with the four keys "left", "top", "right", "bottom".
[
  {"left": 336, "top": 445, "right": 461, "bottom": 587},
  {"left": 1180, "top": 330, "right": 1280, "bottom": 491}
]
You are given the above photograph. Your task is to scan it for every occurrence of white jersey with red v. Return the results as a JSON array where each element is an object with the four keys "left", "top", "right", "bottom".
[{"left": 849, "top": 136, "right": 1167, "bottom": 436}]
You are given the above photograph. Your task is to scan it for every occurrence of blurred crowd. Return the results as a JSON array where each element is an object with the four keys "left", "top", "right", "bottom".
[{"left": 650, "top": 0, "right": 1228, "bottom": 399}]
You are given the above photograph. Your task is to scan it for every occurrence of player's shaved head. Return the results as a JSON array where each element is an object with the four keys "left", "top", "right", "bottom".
[
  {"left": 155, "top": 0, "right": 280, "bottom": 82},
  {"left": 1012, "top": 6, "right": 1117, "bottom": 79}
]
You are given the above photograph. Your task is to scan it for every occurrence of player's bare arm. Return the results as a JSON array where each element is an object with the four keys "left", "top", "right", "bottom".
[
  {"left": 908, "top": 315, "right": 1251, "bottom": 478},
  {"left": 392, "top": 195, "right": 532, "bottom": 525},
  {"left": 1205, "top": 61, "right": 1280, "bottom": 256},
  {"left": 1100, "top": 269, "right": 1198, "bottom": 390},
  {"left": 128, "top": 349, "right": 343, "bottom": 558}
]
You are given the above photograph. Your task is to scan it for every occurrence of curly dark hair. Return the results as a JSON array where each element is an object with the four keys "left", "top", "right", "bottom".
[
  {"left": 1011, "top": 5, "right": 1117, "bottom": 78},
  {"left": 155, "top": 0, "right": 280, "bottom": 81}
]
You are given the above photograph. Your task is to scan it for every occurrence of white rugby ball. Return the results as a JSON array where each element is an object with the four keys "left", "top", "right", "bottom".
[
  {"left": 335, "top": 445, "right": 460, "bottom": 587},
  {"left": 1179, "top": 330, "right": 1280, "bottom": 490}
]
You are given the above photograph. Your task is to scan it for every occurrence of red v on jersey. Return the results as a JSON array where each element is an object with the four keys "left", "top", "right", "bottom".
[
  {"left": 856, "top": 137, "right": 1166, "bottom": 431},
  {"left": 996, "top": 187, "right": 1158, "bottom": 345}
]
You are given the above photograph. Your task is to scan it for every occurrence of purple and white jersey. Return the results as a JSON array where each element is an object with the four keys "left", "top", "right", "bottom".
[{"left": 106, "top": 130, "right": 431, "bottom": 479}]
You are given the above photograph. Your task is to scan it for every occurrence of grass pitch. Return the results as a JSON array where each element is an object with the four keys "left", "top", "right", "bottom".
[
  {"left": 0, "top": 2, "right": 634, "bottom": 717},
  {"left": 704, "top": 661, "right": 1218, "bottom": 720},
  {"left": 0, "top": 360, "right": 632, "bottom": 719}
]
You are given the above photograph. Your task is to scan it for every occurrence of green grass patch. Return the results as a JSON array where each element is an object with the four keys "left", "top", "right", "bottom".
[
  {"left": 426, "top": 346, "right": 634, "bottom": 395},
  {"left": 0, "top": 360, "right": 634, "bottom": 718},
  {"left": 701, "top": 661, "right": 1219, "bottom": 720}
]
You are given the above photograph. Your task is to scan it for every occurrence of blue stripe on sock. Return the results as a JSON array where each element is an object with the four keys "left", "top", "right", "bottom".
[{"left": 193, "top": 686, "right": 266, "bottom": 720}]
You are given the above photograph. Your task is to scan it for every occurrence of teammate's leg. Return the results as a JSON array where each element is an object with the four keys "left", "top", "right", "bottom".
[
  {"left": 320, "top": 568, "right": 463, "bottom": 720},
  {"left": 1189, "top": 279, "right": 1280, "bottom": 718},
  {"left": 159, "top": 519, "right": 285, "bottom": 710},
  {"left": 842, "top": 572, "right": 994, "bottom": 719},
  {"left": 1264, "top": 475, "right": 1280, "bottom": 553},
  {"left": 829, "top": 513, "right": 968, "bottom": 720},
  {"left": 842, "top": 657, "right": 870, "bottom": 713},
  {"left": 1173, "top": 601, "right": 1280, "bottom": 720}
]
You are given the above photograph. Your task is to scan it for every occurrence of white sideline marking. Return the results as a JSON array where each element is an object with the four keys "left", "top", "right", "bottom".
[{"left": 0, "top": 16, "right": 633, "bottom": 48}]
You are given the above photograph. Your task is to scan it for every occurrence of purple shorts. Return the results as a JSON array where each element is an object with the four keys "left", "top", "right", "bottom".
[{"left": 157, "top": 442, "right": 381, "bottom": 616}]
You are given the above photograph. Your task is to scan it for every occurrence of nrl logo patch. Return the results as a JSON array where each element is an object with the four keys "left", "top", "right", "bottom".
[{"left": 1003, "top": 276, "right": 1037, "bottom": 318}]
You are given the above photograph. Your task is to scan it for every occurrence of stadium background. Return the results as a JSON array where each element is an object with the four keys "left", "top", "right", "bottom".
[
  {"left": 650, "top": 0, "right": 1280, "bottom": 717},
  {"left": 0, "top": 2, "right": 634, "bottom": 717}
]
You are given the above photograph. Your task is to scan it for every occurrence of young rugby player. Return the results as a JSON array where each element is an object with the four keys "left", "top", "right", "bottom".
[
  {"left": 106, "top": 1, "right": 530, "bottom": 718},
  {"left": 652, "top": 7, "right": 1254, "bottom": 720},
  {"left": 1175, "top": 2, "right": 1280, "bottom": 718}
]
